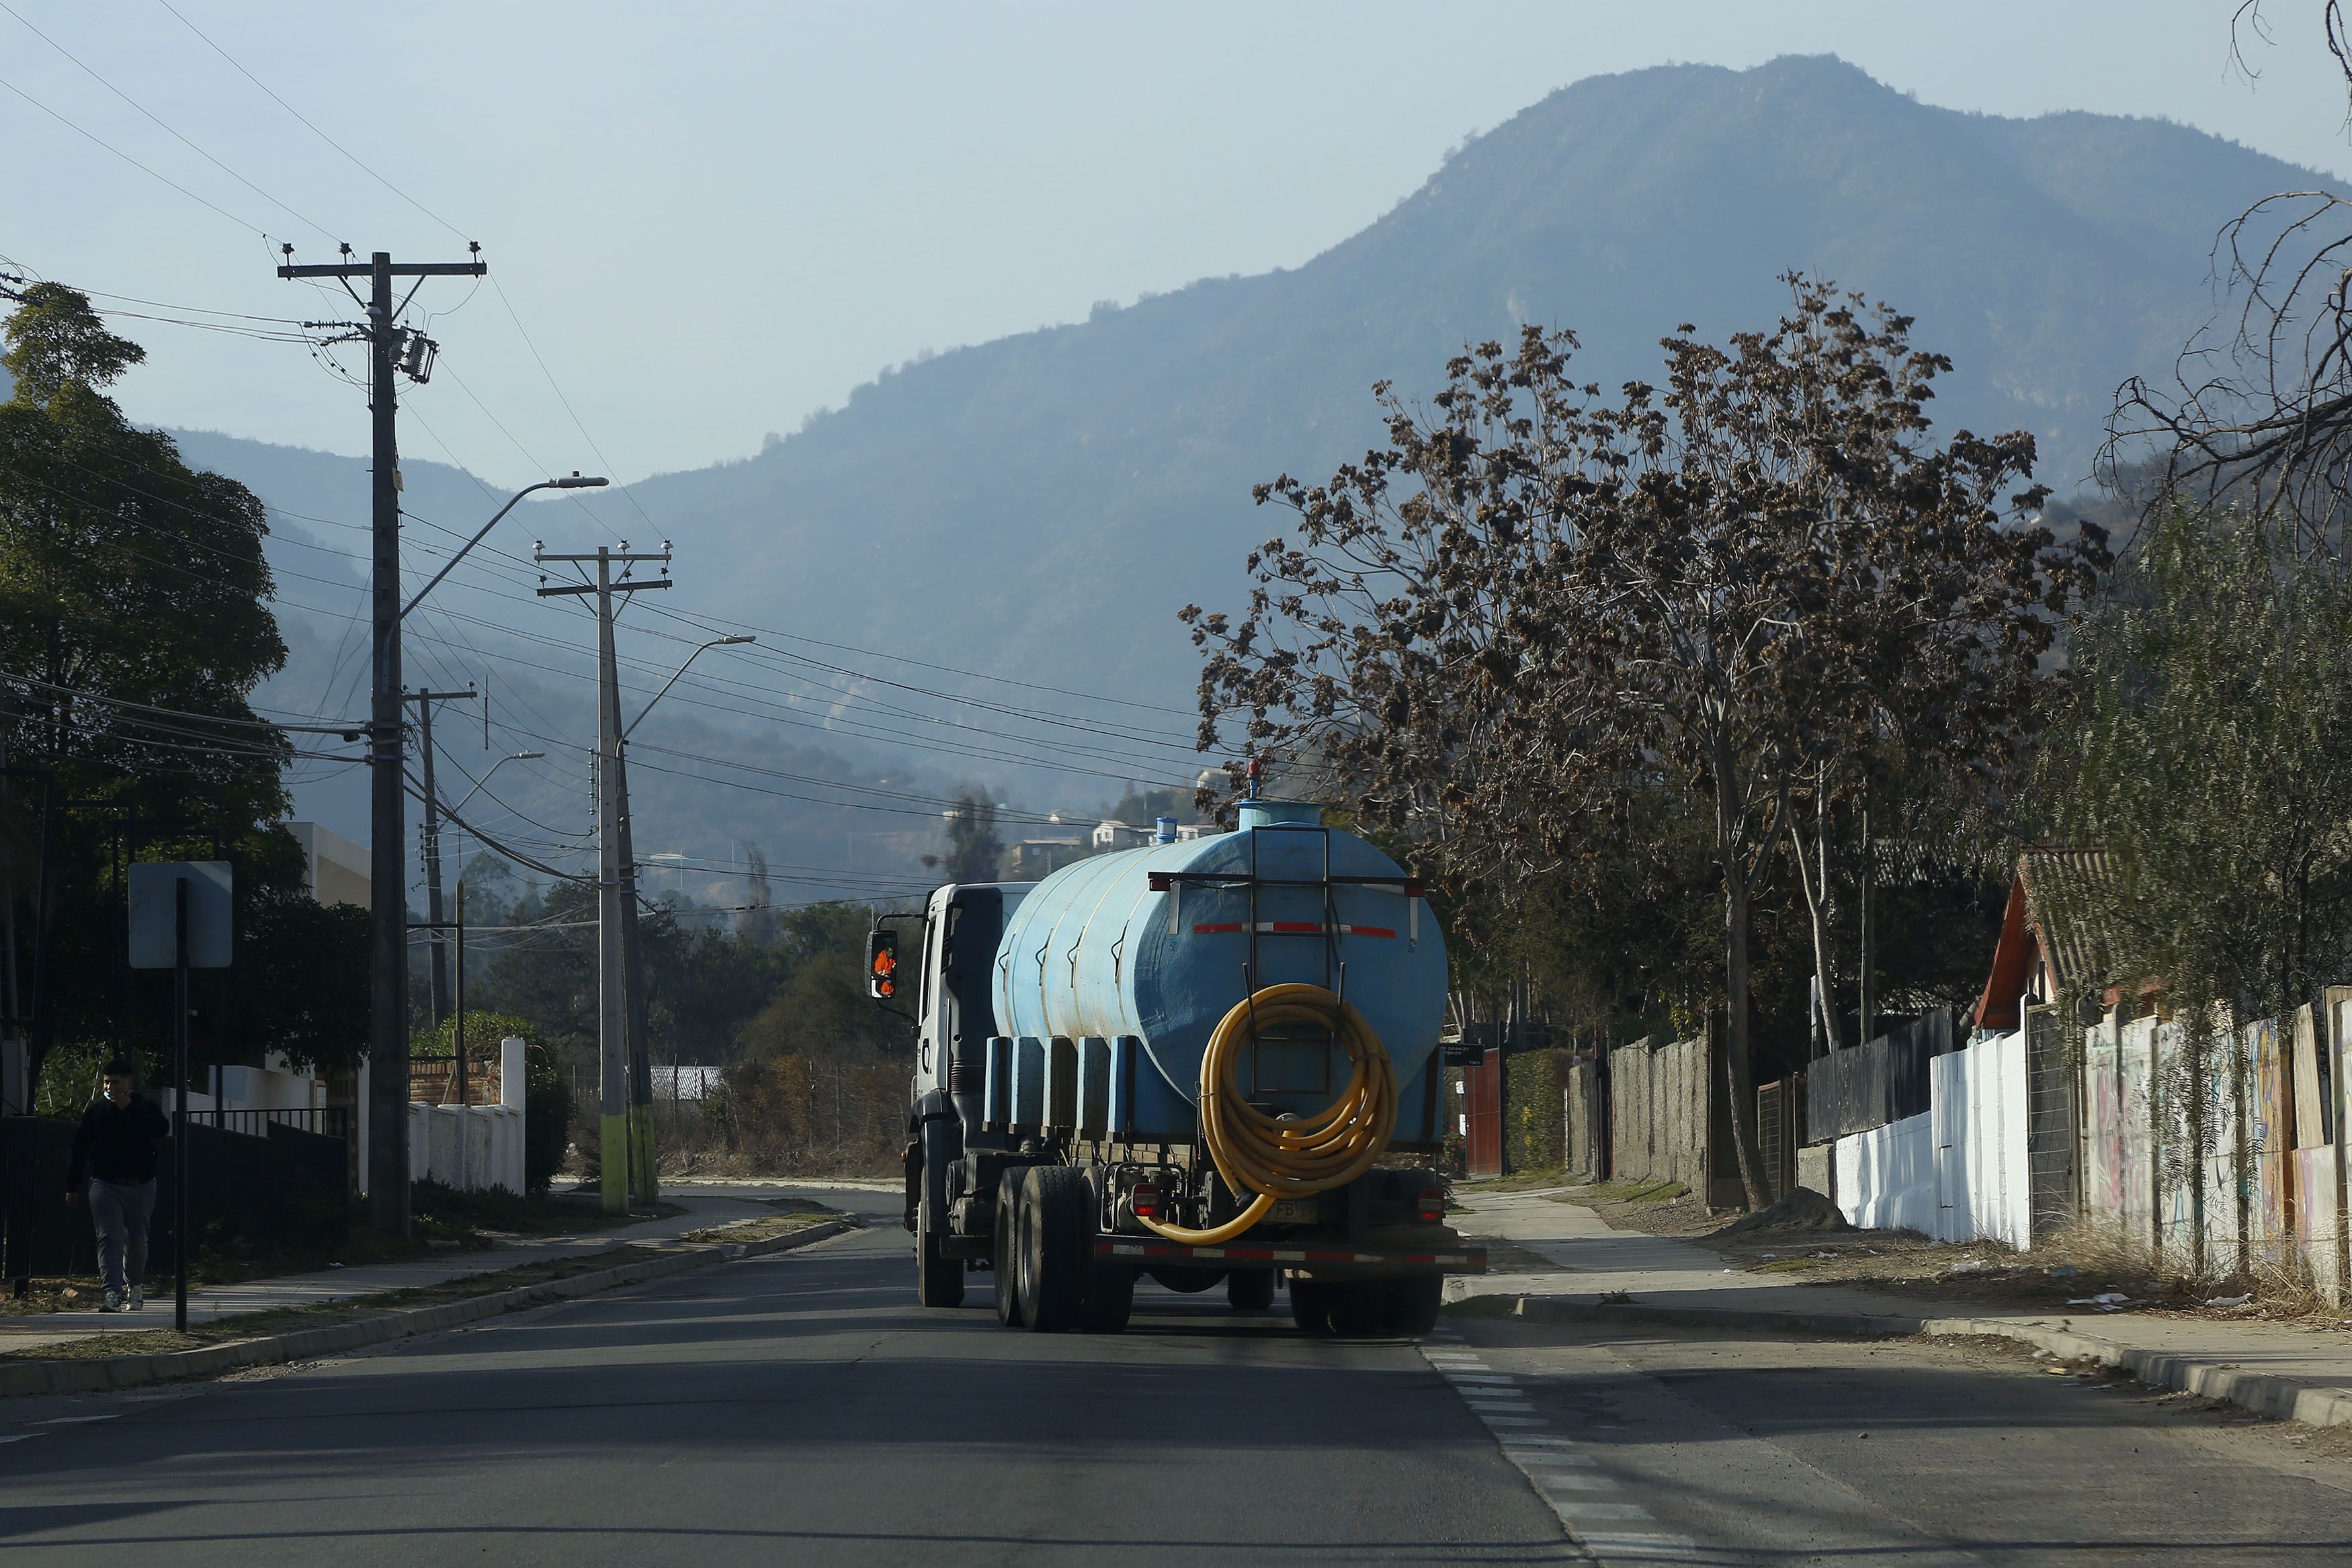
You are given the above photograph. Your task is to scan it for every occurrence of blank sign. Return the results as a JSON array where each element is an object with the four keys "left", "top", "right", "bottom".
[{"left": 128, "top": 862, "right": 233, "bottom": 970}]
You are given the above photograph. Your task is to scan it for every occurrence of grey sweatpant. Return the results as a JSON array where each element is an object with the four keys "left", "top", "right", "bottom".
[{"left": 88, "top": 1178, "right": 156, "bottom": 1299}]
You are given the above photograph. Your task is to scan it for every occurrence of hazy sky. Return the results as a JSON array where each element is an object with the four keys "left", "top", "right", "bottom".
[{"left": 7, "top": 1, "right": 2352, "bottom": 489}]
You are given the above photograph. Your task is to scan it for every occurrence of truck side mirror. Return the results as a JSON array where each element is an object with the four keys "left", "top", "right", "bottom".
[{"left": 868, "top": 927, "right": 900, "bottom": 1000}]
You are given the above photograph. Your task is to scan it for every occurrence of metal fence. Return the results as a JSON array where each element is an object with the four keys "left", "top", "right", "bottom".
[
  {"left": 181, "top": 1106, "right": 353, "bottom": 1143},
  {"left": 2023, "top": 1002, "right": 2081, "bottom": 1244},
  {"left": 1807, "top": 1009, "right": 1958, "bottom": 1142},
  {"left": 2, "top": 1115, "right": 348, "bottom": 1283}
]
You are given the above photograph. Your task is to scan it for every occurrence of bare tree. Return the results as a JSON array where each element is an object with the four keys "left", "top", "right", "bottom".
[
  {"left": 1189, "top": 279, "right": 2098, "bottom": 1205},
  {"left": 2111, "top": 4, "right": 2352, "bottom": 548}
]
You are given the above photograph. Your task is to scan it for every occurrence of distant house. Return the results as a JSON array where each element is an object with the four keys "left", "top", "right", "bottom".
[
  {"left": 1971, "top": 847, "right": 2115, "bottom": 1033},
  {"left": 1092, "top": 820, "right": 1148, "bottom": 851},
  {"left": 1009, "top": 838, "right": 1088, "bottom": 879}
]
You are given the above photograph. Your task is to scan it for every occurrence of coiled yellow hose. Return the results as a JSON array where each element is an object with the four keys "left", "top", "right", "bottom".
[{"left": 1137, "top": 982, "right": 1398, "bottom": 1247}]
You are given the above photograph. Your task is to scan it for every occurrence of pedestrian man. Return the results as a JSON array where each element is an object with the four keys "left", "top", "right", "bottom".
[{"left": 63, "top": 1059, "right": 170, "bottom": 1313}]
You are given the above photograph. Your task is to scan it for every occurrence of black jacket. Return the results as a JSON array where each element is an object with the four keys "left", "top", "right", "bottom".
[{"left": 65, "top": 1094, "right": 171, "bottom": 1190}]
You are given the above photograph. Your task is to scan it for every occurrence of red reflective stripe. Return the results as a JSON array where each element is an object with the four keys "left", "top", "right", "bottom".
[
  {"left": 1267, "top": 920, "right": 1318, "bottom": 932},
  {"left": 1343, "top": 926, "right": 1396, "bottom": 939},
  {"left": 1190, "top": 922, "right": 1243, "bottom": 934}
]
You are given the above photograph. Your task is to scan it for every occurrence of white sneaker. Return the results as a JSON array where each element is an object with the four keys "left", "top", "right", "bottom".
[
  {"left": 128, "top": 1287, "right": 144, "bottom": 1311},
  {"left": 100, "top": 1291, "right": 122, "bottom": 1313}
]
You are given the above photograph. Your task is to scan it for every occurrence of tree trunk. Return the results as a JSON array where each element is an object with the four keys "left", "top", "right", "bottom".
[
  {"left": 1712, "top": 748, "right": 1773, "bottom": 1211},
  {"left": 1784, "top": 785, "right": 1843, "bottom": 1058}
]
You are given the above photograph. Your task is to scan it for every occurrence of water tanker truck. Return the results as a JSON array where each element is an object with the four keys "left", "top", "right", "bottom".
[{"left": 868, "top": 798, "right": 1486, "bottom": 1336}]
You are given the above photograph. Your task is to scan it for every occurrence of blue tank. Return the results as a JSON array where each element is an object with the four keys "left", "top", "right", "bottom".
[{"left": 989, "top": 800, "right": 1447, "bottom": 1141}]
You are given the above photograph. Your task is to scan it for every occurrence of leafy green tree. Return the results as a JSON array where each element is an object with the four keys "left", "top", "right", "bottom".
[
  {"left": 2040, "top": 505, "right": 2352, "bottom": 1026},
  {"left": 0, "top": 284, "right": 359, "bottom": 1096}
]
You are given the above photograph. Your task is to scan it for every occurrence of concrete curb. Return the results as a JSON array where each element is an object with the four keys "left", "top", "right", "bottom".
[
  {"left": 1494, "top": 1294, "right": 2352, "bottom": 1430},
  {"left": 0, "top": 1217, "right": 858, "bottom": 1399}
]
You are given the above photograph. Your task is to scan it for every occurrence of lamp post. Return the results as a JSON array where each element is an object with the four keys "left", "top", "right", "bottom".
[
  {"left": 450, "top": 750, "right": 548, "bottom": 816},
  {"left": 403, "top": 474, "right": 607, "bottom": 621},
  {"left": 370, "top": 475, "right": 598, "bottom": 1229},
  {"left": 624, "top": 636, "right": 756, "bottom": 740},
  {"left": 616, "top": 634, "right": 756, "bottom": 1201}
]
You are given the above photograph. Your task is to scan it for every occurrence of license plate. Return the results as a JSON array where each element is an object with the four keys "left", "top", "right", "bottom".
[{"left": 1267, "top": 1198, "right": 1319, "bottom": 1225}]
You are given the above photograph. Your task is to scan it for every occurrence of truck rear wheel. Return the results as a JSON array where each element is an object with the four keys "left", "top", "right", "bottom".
[
  {"left": 991, "top": 1172, "right": 1025, "bottom": 1328},
  {"left": 1289, "top": 1277, "right": 1333, "bottom": 1334},
  {"left": 1383, "top": 1276, "right": 1443, "bottom": 1337},
  {"left": 1016, "top": 1166, "right": 1090, "bottom": 1332},
  {"left": 1146, "top": 1266, "right": 1225, "bottom": 1293},
  {"left": 916, "top": 1190, "right": 964, "bottom": 1308},
  {"left": 1322, "top": 1281, "right": 1392, "bottom": 1338},
  {"left": 1226, "top": 1267, "right": 1276, "bottom": 1311},
  {"left": 1080, "top": 1262, "right": 1135, "bottom": 1333}
]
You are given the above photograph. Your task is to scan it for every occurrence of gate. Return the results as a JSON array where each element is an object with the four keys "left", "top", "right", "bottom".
[{"left": 1464, "top": 1045, "right": 1502, "bottom": 1179}]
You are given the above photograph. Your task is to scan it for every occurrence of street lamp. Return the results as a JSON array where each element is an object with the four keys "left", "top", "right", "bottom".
[
  {"left": 450, "top": 750, "right": 546, "bottom": 815},
  {"left": 624, "top": 635, "right": 755, "bottom": 740},
  {"left": 401, "top": 472, "right": 607, "bottom": 621}
]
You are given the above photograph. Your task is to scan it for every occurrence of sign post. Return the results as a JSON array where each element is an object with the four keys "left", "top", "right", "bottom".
[{"left": 128, "top": 862, "right": 231, "bottom": 1333}]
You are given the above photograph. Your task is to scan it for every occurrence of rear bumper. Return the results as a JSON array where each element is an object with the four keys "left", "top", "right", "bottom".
[{"left": 1093, "top": 1237, "right": 1486, "bottom": 1275}]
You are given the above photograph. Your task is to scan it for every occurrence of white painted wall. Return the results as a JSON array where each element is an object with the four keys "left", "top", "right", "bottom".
[
  {"left": 1931, "top": 1031, "right": 2031, "bottom": 1249},
  {"left": 1833, "top": 1110, "right": 1937, "bottom": 1233},
  {"left": 356, "top": 1039, "right": 530, "bottom": 1196}
]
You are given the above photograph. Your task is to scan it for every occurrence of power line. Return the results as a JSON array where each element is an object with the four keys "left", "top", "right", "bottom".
[
  {"left": 0, "top": 69, "right": 272, "bottom": 238},
  {"left": 0, "top": 0, "right": 343, "bottom": 244},
  {"left": 155, "top": 0, "right": 470, "bottom": 241}
]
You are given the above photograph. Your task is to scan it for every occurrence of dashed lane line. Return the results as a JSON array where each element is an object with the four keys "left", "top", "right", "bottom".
[{"left": 1422, "top": 1334, "right": 1701, "bottom": 1565}]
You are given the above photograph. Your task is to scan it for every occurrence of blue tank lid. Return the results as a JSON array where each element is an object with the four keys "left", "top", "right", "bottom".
[{"left": 1237, "top": 799, "right": 1320, "bottom": 828}]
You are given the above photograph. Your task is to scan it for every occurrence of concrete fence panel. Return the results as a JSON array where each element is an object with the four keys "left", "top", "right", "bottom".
[{"left": 1834, "top": 1110, "right": 1935, "bottom": 1233}]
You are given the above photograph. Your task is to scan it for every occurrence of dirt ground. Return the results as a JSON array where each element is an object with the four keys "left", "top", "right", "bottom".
[{"left": 1555, "top": 1181, "right": 2352, "bottom": 1332}]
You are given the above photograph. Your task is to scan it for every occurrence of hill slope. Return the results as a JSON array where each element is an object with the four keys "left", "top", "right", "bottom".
[
  {"left": 609, "top": 54, "right": 2333, "bottom": 709},
  {"left": 139, "top": 54, "right": 2341, "bottom": 838}
]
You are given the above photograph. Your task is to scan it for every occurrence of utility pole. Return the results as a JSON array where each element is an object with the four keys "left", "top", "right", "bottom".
[
  {"left": 406, "top": 685, "right": 476, "bottom": 1025},
  {"left": 535, "top": 543, "right": 669, "bottom": 1213},
  {"left": 614, "top": 742, "right": 657, "bottom": 1205},
  {"left": 279, "top": 246, "right": 486, "bottom": 1236}
]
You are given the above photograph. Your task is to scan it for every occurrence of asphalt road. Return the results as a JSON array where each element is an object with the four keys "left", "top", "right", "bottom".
[{"left": 3, "top": 1184, "right": 2349, "bottom": 1566}]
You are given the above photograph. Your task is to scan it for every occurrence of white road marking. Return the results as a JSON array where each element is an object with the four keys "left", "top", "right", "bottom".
[
  {"left": 0, "top": 1434, "right": 41, "bottom": 1444},
  {"left": 1556, "top": 1501, "right": 1654, "bottom": 1522},
  {"left": 1431, "top": 1342, "right": 1711, "bottom": 1567},
  {"left": 1578, "top": 1534, "right": 1699, "bottom": 1559},
  {"left": 40, "top": 1415, "right": 119, "bottom": 1424}
]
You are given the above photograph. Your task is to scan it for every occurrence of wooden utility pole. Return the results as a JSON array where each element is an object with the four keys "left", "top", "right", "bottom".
[
  {"left": 279, "top": 247, "right": 485, "bottom": 1237},
  {"left": 406, "top": 686, "right": 476, "bottom": 1025},
  {"left": 534, "top": 544, "right": 669, "bottom": 1213}
]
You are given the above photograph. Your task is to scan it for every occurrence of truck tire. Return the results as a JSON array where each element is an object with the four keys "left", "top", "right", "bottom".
[
  {"left": 1226, "top": 1267, "right": 1276, "bottom": 1311},
  {"left": 1322, "top": 1281, "right": 1392, "bottom": 1338},
  {"left": 1016, "top": 1166, "right": 1090, "bottom": 1333},
  {"left": 991, "top": 1171, "right": 1025, "bottom": 1328},
  {"left": 1289, "top": 1277, "right": 1333, "bottom": 1334},
  {"left": 1381, "top": 1276, "right": 1443, "bottom": 1338},
  {"left": 916, "top": 1190, "right": 964, "bottom": 1308},
  {"left": 1146, "top": 1266, "right": 1226, "bottom": 1294},
  {"left": 1080, "top": 1262, "right": 1136, "bottom": 1333}
]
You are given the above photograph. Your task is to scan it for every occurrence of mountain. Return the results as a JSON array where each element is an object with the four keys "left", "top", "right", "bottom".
[
  {"left": 605, "top": 54, "right": 2338, "bottom": 709},
  {"left": 88, "top": 55, "right": 2344, "bottom": 881}
]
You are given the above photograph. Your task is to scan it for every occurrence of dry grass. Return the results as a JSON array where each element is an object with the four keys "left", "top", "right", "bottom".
[
  {"left": 3, "top": 1245, "right": 646, "bottom": 1362},
  {"left": 676, "top": 1198, "right": 851, "bottom": 1246},
  {"left": 1456, "top": 1167, "right": 1572, "bottom": 1194}
]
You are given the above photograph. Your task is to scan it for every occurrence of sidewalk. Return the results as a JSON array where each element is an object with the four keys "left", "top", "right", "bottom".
[
  {"left": 1450, "top": 1188, "right": 2352, "bottom": 1430},
  {"left": 0, "top": 1183, "right": 804, "bottom": 1356}
]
